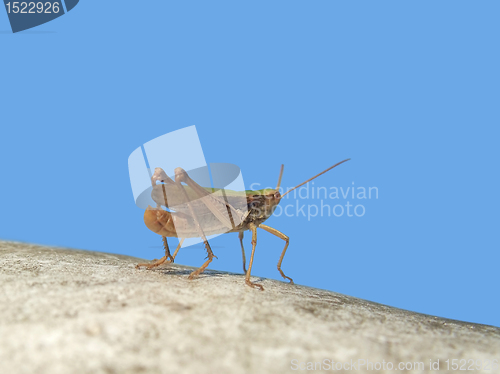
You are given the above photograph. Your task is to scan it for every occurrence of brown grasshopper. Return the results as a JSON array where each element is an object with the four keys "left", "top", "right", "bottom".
[{"left": 136, "top": 159, "right": 350, "bottom": 290}]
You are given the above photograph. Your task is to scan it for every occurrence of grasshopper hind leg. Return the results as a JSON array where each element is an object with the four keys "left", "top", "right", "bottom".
[
  {"left": 136, "top": 237, "right": 184, "bottom": 270},
  {"left": 188, "top": 239, "right": 217, "bottom": 279},
  {"left": 173, "top": 167, "right": 219, "bottom": 280}
]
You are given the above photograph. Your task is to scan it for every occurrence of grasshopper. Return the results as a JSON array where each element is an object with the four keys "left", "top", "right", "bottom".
[{"left": 136, "top": 158, "right": 350, "bottom": 290}]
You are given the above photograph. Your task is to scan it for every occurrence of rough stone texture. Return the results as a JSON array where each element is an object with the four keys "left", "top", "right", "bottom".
[{"left": 0, "top": 240, "right": 499, "bottom": 374}]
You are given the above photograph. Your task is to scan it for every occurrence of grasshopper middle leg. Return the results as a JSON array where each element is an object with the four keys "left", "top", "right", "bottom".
[
  {"left": 239, "top": 231, "right": 247, "bottom": 274},
  {"left": 245, "top": 223, "right": 264, "bottom": 291},
  {"left": 174, "top": 167, "right": 218, "bottom": 280},
  {"left": 259, "top": 224, "right": 294, "bottom": 284}
]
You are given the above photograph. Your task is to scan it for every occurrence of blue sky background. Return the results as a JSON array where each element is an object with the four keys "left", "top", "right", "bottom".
[{"left": 1, "top": 1, "right": 499, "bottom": 327}]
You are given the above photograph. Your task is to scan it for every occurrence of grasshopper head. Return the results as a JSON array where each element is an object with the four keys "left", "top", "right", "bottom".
[
  {"left": 263, "top": 189, "right": 282, "bottom": 218},
  {"left": 246, "top": 189, "right": 282, "bottom": 221},
  {"left": 267, "top": 189, "right": 281, "bottom": 205}
]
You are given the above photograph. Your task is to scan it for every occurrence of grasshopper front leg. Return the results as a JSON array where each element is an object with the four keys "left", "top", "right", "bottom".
[{"left": 259, "top": 224, "right": 294, "bottom": 284}]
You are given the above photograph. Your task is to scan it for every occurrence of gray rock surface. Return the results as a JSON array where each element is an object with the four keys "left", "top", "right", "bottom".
[{"left": 0, "top": 240, "right": 499, "bottom": 374}]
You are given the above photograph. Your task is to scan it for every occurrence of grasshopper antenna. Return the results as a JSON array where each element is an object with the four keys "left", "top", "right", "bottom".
[
  {"left": 281, "top": 158, "right": 350, "bottom": 198},
  {"left": 276, "top": 164, "right": 284, "bottom": 190}
]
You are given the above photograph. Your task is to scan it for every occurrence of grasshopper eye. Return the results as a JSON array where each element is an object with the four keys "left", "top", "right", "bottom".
[{"left": 249, "top": 200, "right": 259, "bottom": 209}]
